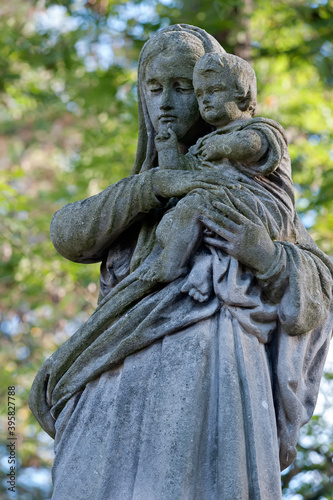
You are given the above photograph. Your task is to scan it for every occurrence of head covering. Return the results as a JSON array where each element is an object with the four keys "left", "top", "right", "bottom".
[{"left": 131, "top": 24, "right": 225, "bottom": 174}]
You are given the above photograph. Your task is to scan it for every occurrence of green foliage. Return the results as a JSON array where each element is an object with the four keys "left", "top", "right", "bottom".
[
  {"left": 0, "top": 0, "right": 332, "bottom": 498},
  {"left": 282, "top": 374, "right": 333, "bottom": 499}
]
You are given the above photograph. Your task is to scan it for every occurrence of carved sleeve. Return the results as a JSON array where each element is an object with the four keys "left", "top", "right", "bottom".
[
  {"left": 235, "top": 119, "right": 290, "bottom": 178},
  {"left": 50, "top": 171, "right": 163, "bottom": 264},
  {"left": 256, "top": 241, "right": 333, "bottom": 335}
]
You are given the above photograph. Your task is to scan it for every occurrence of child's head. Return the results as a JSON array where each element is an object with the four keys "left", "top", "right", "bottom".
[{"left": 193, "top": 52, "right": 257, "bottom": 128}]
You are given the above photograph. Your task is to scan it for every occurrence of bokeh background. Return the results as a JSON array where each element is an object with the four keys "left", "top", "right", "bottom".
[{"left": 1, "top": 0, "right": 333, "bottom": 498}]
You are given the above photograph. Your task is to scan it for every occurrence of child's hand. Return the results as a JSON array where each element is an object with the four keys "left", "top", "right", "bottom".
[
  {"left": 200, "top": 135, "right": 231, "bottom": 161},
  {"left": 155, "top": 130, "right": 171, "bottom": 151},
  {"left": 155, "top": 126, "right": 178, "bottom": 152}
]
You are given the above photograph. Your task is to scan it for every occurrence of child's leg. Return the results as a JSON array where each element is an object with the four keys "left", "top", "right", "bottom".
[{"left": 138, "top": 192, "right": 204, "bottom": 283}]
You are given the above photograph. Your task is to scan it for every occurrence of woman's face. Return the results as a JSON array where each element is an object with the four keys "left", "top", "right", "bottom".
[{"left": 143, "top": 50, "right": 201, "bottom": 143}]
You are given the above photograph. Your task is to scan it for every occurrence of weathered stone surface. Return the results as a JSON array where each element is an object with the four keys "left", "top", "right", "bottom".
[{"left": 29, "top": 24, "right": 333, "bottom": 500}]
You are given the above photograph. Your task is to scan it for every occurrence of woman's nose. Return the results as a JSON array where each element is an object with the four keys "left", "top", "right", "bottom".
[
  {"left": 202, "top": 94, "right": 210, "bottom": 104},
  {"left": 160, "top": 88, "right": 173, "bottom": 109}
]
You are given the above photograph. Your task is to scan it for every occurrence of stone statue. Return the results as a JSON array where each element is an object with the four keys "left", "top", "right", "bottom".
[
  {"left": 138, "top": 52, "right": 296, "bottom": 293},
  {"left": 29, "top": 24, "right": 333, "bottom": 500}
]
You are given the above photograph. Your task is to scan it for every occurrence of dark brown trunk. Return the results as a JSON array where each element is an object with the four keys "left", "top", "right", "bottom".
[{"left": 234, "top": 0, "right": 253, "bottom": 62}]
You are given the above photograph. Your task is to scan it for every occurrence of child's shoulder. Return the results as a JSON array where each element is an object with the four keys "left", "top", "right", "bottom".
[
  {"left": 249, "top": 116, "right": 285, "bottom": 131},
  {"left": 211, "top": 117, "right": 286, "bottom": 136},
  {"left": 247, "top": 117, "right": 288, "bottom": 146}
]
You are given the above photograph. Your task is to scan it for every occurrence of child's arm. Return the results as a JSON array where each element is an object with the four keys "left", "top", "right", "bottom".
[
  {"left": 156, "top": 127, "right": 192, "bottom": 170},
  {"left": 200, "top": 130, "right": 268, "bottom": 164}
]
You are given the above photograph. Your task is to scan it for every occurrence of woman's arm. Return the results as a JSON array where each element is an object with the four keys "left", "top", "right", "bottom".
[
  {"left": 51, "top": 169, "right": 222, "bottom": 263},
  {"left": 50, "top": 171, "right": 164, "bottom": 263},
  {"left": 254, "top": 241, "right": 332, "bottom": 335},
  {"left": 199, "top": 198, "right": 332, "bottom": 335}
]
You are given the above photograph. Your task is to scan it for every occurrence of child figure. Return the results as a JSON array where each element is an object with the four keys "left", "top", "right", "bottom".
[{"left": 139, "top": 52, "right": 296, "bottom": 301}]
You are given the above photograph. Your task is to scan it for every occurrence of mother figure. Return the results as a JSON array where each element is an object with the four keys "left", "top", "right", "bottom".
[{"left": 30, "top": 25, "right": 333, "bottom": 500}]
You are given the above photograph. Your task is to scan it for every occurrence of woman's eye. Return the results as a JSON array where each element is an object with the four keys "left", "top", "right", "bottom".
[
  {"left": 174, "top": 84, "right": 193, "bottom": 93},
  {"left": 150, "top": 87, "right": 162, "bottom": 93}
]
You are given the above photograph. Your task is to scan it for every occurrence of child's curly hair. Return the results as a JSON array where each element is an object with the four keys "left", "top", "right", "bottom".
[{"left": 194, "top": 52, "right": 257, "bottom": 116}]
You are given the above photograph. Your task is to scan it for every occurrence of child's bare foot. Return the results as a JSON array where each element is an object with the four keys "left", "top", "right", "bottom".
[
  {"left": 181, "top": 254, "right": 213, "bottom": 302},
  {"left": 181, "top": 284, "right": 210, "bottom": 302}
]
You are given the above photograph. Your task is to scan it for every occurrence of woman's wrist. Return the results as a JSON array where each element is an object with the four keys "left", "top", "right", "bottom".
[
  {"left": 150, "top": 168, "right": 166, "bottom": 198},
  {"left": 254, "top": 242, "right": 282, "bottom": 279}
]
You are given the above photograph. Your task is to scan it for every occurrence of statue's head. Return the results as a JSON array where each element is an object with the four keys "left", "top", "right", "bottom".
[
  {"left": 142, "top": 32, "right": 205, "bottom": 145},
  {"left": 193, "top": 52, "right": 257, "bottom": 128},
  {"left": 132, "top": 25, "right": 225, "bottom": 173}
]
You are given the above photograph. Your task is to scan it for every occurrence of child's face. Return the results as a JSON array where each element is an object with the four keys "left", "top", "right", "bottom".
[{"left": 193, "top": 69, "right": 243, "bottom": 128}]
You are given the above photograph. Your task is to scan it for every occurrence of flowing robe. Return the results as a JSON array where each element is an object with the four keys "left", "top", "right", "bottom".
[{"left": 29, "top": 165, "right": 333, "bottom": 500}]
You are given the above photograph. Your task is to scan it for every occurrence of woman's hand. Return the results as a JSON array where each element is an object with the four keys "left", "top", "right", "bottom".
[
  {"left": 199, "top": 197, "right": 278, "bottom": 275},
  {"left": 150, "top": 168, "right": 221, "bottom": 199}
]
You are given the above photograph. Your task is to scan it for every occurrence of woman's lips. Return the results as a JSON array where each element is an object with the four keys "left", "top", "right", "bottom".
[{"left": 159, "top": 115, "right": 177, "bottom": 122}]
